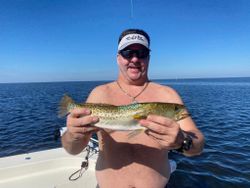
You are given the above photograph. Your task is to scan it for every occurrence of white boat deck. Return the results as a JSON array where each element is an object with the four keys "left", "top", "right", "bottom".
[{"left": 0, "top": 148, "right": 98, "bottom": 188}]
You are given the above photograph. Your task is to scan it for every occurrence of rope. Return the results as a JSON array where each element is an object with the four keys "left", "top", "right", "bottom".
[{"left": 69, "top": 146, "right": 91, "bottom": 181}]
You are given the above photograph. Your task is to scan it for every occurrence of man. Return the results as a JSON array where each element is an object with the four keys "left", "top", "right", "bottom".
[{"left": 62, "top": 29, "right": 205, "bottom": 188}]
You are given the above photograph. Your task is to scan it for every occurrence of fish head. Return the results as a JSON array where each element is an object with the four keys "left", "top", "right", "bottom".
[{"left": 174, "top": 104, "right": 190, "bottom": 121}]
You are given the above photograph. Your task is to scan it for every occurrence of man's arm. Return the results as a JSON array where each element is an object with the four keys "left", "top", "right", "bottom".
[
  {"left": 61, "top": 88, "right": 101, "bottom": 155},
  {"left": 177, "top": 117, "right": 205, "bottom": 156},
  {"left": 140, "top": 114, "right": 204, "bottom": 156},
  {"left": 61, "top": 108, "right": 99, "bottom": 155},
  {"left": 140, "top": 86, "right": 205, "bottom": 156}
]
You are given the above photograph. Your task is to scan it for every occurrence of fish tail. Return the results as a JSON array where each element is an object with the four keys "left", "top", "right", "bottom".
[{"left": 58, "top": 94, "right": 75, "bottom": 117}]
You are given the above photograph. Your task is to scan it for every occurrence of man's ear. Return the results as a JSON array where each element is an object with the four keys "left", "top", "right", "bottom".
[{"left": 116, "top": 54, "right": 120, "bottom": 65}]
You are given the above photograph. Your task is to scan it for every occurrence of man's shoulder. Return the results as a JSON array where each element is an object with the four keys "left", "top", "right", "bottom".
[
  {"left": 87, "top": 82, "right": 115, "bottom": 103},
  {"left": 149, "top": 82, "right": 182, "bottom": 104},
  {"left": 92, "top": 81, "right": 115, "bottom": 93},
  {"left": 150, "top": 82, "right": 177, "bottom": 94}
]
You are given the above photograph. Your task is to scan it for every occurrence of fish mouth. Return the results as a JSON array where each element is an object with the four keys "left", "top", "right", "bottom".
[{"left": 177, "top": 113, "right": 190, "bottom": 121}]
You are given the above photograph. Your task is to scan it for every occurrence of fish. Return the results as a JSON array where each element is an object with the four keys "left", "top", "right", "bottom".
[{"left": 59, "top": 94, "right": 190, "bottom": 131}]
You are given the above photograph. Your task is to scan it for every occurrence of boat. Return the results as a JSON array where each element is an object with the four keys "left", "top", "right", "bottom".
[{"left": 0, "top": 128, "right": 177, "bottom": 188}]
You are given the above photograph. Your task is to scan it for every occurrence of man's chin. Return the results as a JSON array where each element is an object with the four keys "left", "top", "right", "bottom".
[
  {"left": 128, "top": 73, "right": 146, "bottom": 82},
  {"left": 128, "top": 67, "right": 141, "bottom": 74}
]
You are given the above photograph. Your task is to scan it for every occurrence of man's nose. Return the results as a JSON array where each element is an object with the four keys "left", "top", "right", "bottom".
[{"left": 130, "top": 54, "right": 139, "bottom": 62}]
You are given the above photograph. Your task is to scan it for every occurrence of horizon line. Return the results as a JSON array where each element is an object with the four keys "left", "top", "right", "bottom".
[{"left": 0, "top": 76, "right": 249, "bottom": 84}]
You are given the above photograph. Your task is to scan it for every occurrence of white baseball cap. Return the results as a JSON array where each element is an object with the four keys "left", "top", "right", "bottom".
[{"left": 118, "top": 34, "right": 149, "bottom": 51}]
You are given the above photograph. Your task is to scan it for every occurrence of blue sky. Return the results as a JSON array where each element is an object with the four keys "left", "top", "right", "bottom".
[{"left": 0, "top": 0, "right": 249, "bottom": 83}]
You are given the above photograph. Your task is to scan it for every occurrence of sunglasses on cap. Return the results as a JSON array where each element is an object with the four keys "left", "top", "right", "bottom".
[{"left": 119, "top": 49, "right": 150, "bottom": 59}]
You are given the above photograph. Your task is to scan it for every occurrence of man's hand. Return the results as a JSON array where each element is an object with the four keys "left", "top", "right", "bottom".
[
  {"left": 66, "top": 108, "right": 100, "bottom": 141},
  {"left": 139, "top": 114, "right": 184, "bottom": 150}
]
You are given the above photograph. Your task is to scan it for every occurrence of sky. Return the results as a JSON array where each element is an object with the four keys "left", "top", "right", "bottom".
[{"left": 0, "top": 0, "right": 250, "bottom": 83}]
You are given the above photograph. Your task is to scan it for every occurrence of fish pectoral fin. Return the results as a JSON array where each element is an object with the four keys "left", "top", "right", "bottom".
[
  {"left": 133, "top": 113, "right": 147, "bottom": 120},
  {"left": 127, "top": 130, "right": 144, "bottom": 139}
]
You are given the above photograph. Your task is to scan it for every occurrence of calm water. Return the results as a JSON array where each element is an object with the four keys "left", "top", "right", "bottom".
[{"left": 0, "top": 78, "right": 249, "bottom": 188}]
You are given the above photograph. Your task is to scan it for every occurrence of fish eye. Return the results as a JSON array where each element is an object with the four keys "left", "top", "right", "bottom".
[{"left": 174, "top": 105, "right": 179, "bottom": 112}]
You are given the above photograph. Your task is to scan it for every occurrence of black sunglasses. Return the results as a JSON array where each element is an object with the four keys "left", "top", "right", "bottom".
[{"left": 119, "top": 49, "right": 150, "bottom": 59}]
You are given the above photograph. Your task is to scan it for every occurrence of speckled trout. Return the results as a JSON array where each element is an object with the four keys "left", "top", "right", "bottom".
[{"left": 59, "top": 95, "right": 189, "bottom": 131}]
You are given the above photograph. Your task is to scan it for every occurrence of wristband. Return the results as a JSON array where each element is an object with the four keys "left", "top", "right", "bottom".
[{"left": 176, "top": 135, "right": 193, "bottom": 153}]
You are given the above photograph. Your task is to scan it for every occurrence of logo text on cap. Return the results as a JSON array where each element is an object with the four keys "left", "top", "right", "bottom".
[{"left": 126, "top": 35, "right": 145, "bottom": 42}]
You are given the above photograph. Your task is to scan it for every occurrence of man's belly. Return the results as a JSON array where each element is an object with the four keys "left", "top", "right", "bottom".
[
  {"left": 95, "top": 131, "right": 171, "bottom": 188},
  {"left": 96, "top": 156, "right": 170, "bottom": 188}
]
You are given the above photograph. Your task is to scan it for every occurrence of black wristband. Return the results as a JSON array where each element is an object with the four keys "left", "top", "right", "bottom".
[{"left": 176, "top": 135, "right": 193, "bottom": 153}]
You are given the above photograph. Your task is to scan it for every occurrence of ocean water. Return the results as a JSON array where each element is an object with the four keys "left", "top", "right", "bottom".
[{"left": 0, "top": 78, "right": 249, "bottom": 188}]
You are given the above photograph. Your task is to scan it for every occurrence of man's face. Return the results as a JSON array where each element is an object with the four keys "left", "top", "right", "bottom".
[{"left": 117, "top": 44, "right": 150, "bottom": 82}]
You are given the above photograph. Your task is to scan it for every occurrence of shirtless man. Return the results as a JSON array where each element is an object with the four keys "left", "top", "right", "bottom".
[{"left": 62, "top": 29, "right": 205, "bottom": 188}]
